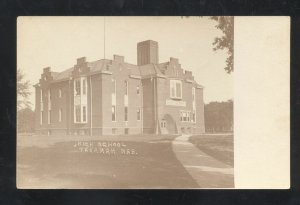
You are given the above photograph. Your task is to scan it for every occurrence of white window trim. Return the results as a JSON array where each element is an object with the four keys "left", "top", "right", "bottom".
[
  {"left": 75, "top": 105, "right": 81, "bottom": 123},
  {"left": 73, "top": 77, "right": 88, "bottom": 124},
  {"left": 48, "top": 110, "right": 51, "bottom": 124},
  {"left": 125, "top": 80, "right": 128, "bottom": 96},
  {"left": 58, "top": 89, "right": 62, "bottom": 98},
  {"left": 48, "top": 89, "right": 51, "bottom": 110},
  {"left": 40, "top": 89, "right": 43, "bottom": 111},
  {"left": 137, "top": 108, "right": 141, "bottom": 121},
  {"left": 82, "top": 105, "right": 87, "bottom": 123},
  {"left": 58, "top": 109, "right": 62, "bottom": 122},
  {"left": 82, "top": 78, "right": 86, "bottom": 95},
  {"left": 180, "top": 110, "right": 191, "bottom": 122},
  {"left": 192, "top": 87, "right": 196, "bottom": 123},
  {"left": 112, "top": 105, "right": 116, "bottom": 122},
  {"left": 170, "top": 79, "right": 182, "bottom": 99},
  {"left": 124, "top": 106, "right": 128, "bottom": 122}
]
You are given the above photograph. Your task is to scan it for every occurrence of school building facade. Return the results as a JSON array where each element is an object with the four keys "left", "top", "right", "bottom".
[{"left": 34, "top": 40, "right": 205, "bottom": 135}]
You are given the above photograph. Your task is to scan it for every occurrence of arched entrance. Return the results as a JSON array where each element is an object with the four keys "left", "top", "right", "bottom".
[{"left": 160, "top": 114, "right": 177, "bottom": 134}]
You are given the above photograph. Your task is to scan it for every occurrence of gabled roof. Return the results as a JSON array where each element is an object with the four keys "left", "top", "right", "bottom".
[{"left": 53, "top": 67, "right": 74, "bottom": 81}]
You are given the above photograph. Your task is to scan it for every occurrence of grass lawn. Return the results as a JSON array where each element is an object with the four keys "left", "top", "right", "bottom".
[
  {"left": 17, "top": 134, "right": 198, "bottom": 188},
  {"left": 189, "top": 134, "right": 234, "bottom": 167}
]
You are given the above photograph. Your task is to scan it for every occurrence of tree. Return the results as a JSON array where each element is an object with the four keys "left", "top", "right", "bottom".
[
  {"left": 17, "top": 108, "right": 35, "bottom": 133},
  {"left": 204, "top": 100, "right": 233, "bottom": 133},
  {"left": 210, "top": 16, "right": 234, "bottom": 74},
  {"left": 17, "top": 69, "right": 31, "bottom": 110}
]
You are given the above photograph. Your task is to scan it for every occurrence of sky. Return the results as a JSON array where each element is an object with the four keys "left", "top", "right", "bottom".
[{"left": 17, "top": 16, "right": 233, "bottom": 109}]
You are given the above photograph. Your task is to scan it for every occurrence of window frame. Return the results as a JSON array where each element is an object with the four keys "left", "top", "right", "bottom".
[
  {"left": 137, "top": 108, "right": 141, "bottom": 121},
  {"left": 112, "top": 105, "right": 116, "bottom": 122},
  {"left": 58, "top": 109, "right": 62, "bottom": 122},
  {"left": 58, "top": 89, "right": 62, "bottom": 98},
  {"left": 75, "top": 79, "right": 81, "bottom": 96},
  {"left": 82, "top": 79, "right": 86, "bottom": 95},
  {"left": 124, "top": 106, "right": 128, "bottom": 122},
  {"left": 75, "top": 105, "right": 81, "bottom": 123},
  {"left": 170, "top": 79, "right": 182, "bottom": 99},
  {"left": 180, "top": 110, "right": 191, "bottom": 122},
  {"left": 82, "top": 106, "right": 87, "bottom": 122},
  {"left": 124, "top": 80, "right": 128, "bottom": 96}
]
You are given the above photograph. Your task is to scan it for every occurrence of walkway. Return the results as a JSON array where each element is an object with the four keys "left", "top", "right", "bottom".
[{"left": 172, "top": 135, "right": 234, "bottom": 188}]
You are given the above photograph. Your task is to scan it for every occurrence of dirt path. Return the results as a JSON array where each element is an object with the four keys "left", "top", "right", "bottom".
[{"left": 172, "top": 135, "right": 234, "bottom": 188}]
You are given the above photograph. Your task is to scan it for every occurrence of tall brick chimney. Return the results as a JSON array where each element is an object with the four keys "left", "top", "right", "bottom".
[{"left": 137, "top": 40, "right": 159, "bottom": 66}]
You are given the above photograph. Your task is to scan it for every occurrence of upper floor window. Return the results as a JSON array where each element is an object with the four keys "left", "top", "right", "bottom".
[
  {"left": 124, "top": 80, "right": 128, "bottom": 96},
  {"left": 170, "top": 80, "right": 182, "bottom": 99},
  {"left": 40, "top": 89, "right": 43, "bottom": 102},
  {"left": 48, "top": 89, "right": 51, "bottom": 110},
  {"left": 192, "top": 87, "right": 195, "bottom": 101},
  {"left": 58, "top": 89, "right": 62, "bottom": 98},
  {"left": 40, "top": 89, "right": 44, "bottom": 111},
  {"left": 82, "top": 79, "right": 86, "bottom": 95},
  {"left": 136, "top": 85, "right": 140, "bottom": 94},
  {"left": 75, "top": 79, "right": 81, "bottom": 96},
  {"left": 112, "top": 79, "right": 116, "bottom": 94}
]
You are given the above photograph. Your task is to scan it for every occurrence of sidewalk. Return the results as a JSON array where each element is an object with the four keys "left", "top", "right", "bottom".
[{"left": 172, "top": 135, "right": 234, "bottom": 188}]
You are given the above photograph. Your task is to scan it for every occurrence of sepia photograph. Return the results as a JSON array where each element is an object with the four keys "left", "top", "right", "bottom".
[{"left": 17, "top": 16, "right": 234, "bottom": 189}]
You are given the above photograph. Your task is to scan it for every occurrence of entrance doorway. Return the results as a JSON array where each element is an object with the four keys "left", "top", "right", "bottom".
[{"left": 161, "top": 114, "right": 177, "bottom": 134}]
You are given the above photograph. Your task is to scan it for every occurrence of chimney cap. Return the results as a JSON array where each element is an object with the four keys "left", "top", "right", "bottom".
[
  {"left": 77, "top": 57, "right": 86, "bottom": 65},
  {"left": 137, "top": 40, "right": 158, "bottom": 46},
  {"left": 43, "top": 67, "right": 51, "bottom": 73}
]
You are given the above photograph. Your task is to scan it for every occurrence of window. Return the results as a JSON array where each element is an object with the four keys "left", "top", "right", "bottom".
[
  {"left": 170, "top": 80, "right": 182, "bottom": 99},
  {"left": 137, "top": 108, "right": 141, "bottom": 121},
  {"left": 48, "top": 89, "right": 51, "bottom": 110},
  {"left": 59, "top": 109, "right": 62, "bottom": 122},
  {"left": 75, "top": 105, "right": 81, "bottom": 122},
  {"left": 82, "top": 106, "right": 86, "bottom": 122},
  {"left": 82, "top": 79, "right": 86, "bottom": 95},
  {"left": 180, "top": 111, "right": 191, "bottom": 122},
  {"left": 136, "top": 85, "right": 140, "bottom": 94},
  {"left": 192, "top": 87, "right": 195, "bottom": 101},
  {"left": 112, "top": 105, "right": 116, "bottom": 121},
  {"left": 124, "top": 106, "right": 128, "bottom": 121},
  {"left": 41, "top": 89, "right": 43, "bottom": 102},
  {"left": 112, "top": 79, "right": 116, "bottom": 94},
  {"left": 75, "top": 79, "right": 81, "bottom": 96},
  {"left": 48, "top": 110, "right": 51, "bottom": 124},
  {"left": 40, "top": 111, "right": 43, "bottom": 125},
  {"left": 124, "top": 80, "right": 128, "bottom": 95},
  {"left": 40, "top": 89, "right": 43, "bottom": 111},
  {"left": 192, "top": 111, "right": 196, "bottom": 123},
  {"left": 160, "top": 120, "right": 166, "bottom": 128},
  {"left": 58, "top": 89, "right": 62, "bottom": 98}
]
